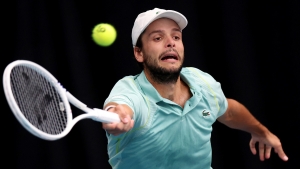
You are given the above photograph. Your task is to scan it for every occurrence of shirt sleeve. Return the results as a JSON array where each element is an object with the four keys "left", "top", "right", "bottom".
[{"left": 103, "top": 76, "right": 145, "bottom": 124}]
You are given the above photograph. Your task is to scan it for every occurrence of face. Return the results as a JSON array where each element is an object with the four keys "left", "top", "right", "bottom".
[{"left": 135, "top": 18, "right": 185, "bottom": 84}]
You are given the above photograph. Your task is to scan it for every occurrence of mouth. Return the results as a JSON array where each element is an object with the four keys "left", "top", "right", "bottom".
[{"left": 160, "top": 52, "right": 179, "bottom": 61}]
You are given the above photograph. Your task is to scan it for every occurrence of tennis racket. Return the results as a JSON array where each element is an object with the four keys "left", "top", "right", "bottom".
[{"left": 3, "top": 60, "right": 120, "bottom": 141}]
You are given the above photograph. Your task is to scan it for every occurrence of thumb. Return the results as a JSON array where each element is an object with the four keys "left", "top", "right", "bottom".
[{"left": 120, "top": 114, "right": 131, "bottom": 123}]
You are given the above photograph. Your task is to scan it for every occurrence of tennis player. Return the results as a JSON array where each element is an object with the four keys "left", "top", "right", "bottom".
[{"left": 102, "top": 8, "right": 288, "bottom": 169}]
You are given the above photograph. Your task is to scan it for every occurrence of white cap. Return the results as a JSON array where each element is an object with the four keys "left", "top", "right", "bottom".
[{"left": 131, "top": 8, "right": 188, "bottom": 47}]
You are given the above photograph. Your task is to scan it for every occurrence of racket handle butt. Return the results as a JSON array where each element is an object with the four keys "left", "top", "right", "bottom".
[{"left": 93, "top": 108, "right": 120, "bottom": 123}]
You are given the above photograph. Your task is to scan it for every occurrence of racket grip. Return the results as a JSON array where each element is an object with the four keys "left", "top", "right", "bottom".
[{"left": 93, "top": 108, "right": 120, "bottom": 123}]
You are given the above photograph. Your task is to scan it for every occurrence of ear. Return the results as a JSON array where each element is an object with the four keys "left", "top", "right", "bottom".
[{"left": 133, "top": 47, "right": 144, "bottom": 63}]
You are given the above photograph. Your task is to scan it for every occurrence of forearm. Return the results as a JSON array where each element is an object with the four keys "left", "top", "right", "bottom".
[{"left": 217, "top": 99, "right": 269, "bottom": 136}]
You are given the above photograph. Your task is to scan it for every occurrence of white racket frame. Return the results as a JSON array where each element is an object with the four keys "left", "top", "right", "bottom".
[{"left": 3, "top": 60, "right": 120, "bottom": 141}]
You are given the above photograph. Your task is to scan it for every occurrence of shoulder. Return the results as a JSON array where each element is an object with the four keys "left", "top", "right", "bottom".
[
  {"left": 182, "top": 67, "right": 228, "bottom": 116},
  {"left": 181, "top": 67, "right": 217, "bottom": 84},
  {"left": 104, "top": 75, "right": 142, "bottom": 104},
  {"left": 112, "top": 75, "right": 140, "bottom": 90},
  {"left": 104, "top": 74, "right": 144, "bottom": 111}
]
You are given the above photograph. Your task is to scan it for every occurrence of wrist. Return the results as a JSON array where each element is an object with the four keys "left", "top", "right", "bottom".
[{"left": 250, "top": 123, "right": 270, "bottom": 136}]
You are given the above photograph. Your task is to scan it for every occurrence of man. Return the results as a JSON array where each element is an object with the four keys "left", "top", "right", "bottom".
[{"left": 102, "top": 8, "right": 288, "bottom": 169}]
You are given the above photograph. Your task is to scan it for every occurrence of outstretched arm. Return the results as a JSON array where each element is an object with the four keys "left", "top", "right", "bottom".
[{"left": 217, "top": 98, "right": 288, "bottom": 161}]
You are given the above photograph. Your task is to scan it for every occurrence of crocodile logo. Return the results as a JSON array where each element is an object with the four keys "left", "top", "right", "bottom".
[{"left": 202, "top": 110, "right": 210, "bottom": 117}]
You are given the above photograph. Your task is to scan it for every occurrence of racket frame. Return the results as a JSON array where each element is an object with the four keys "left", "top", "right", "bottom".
[{"left": 3, "top": 60, "right": 120, "bottom": 141}]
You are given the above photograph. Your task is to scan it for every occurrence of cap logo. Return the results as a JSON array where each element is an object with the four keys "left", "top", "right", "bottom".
[{"left": 156, "top": 11, "right": 159, "bottom": 14}]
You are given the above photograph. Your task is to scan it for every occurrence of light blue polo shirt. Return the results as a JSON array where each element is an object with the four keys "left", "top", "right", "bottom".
[{"left": 103, "top": 67, "right": 228, "bottom": 169}]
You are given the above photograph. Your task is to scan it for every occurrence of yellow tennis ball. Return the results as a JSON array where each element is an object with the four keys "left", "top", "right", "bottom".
[{"left": 92, "top": 23, "right": 117, "bottom": 47}]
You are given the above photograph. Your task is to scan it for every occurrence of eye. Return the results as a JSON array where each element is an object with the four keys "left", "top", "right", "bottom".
[
  {"left": 154, "top": 37, "right": 162, "bottom": 41},
  {"left": 173, "top": 36, "right": 180, "bottom": 40}
]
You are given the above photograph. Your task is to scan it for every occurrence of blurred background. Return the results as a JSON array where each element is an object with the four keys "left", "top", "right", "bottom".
[{"left": 2, "top": 0, "right": 299, "bottom": 169}]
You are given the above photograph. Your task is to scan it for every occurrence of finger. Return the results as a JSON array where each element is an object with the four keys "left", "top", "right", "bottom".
[
  {"left": 274, "top": 146, "right": 289, "bottom": 161},
  {"left": 249, "top": 139, "right": 257, "bottom": 155},
  {"left": 106, "top": 124, "right": 125, "bottom": 136},
  {"left": 103, "top": 117, "right": 134, "bottom": 136},
  {"left": 114, "top": 118, "right": 133, "bottom": 132},
  {"left": 124, "top": 119, "right": 134, "bottom": 132},
  {"left": 122, "top": 118, "right": 134, "bottom": 131},
  {"left": 259, "top": 143, "right": 265, "bottom": 161},
  {"left": 264, "top": 145, "right": 272, "bottom": 159},
  {"left": 102, "top": 122, "right": 118, "bottom": 131},
  {"left": 114, "top": 105, "right": 131, "bottom": 122},
  {"left": 120, "top": 114, "right": 131, "bottom": 124}
]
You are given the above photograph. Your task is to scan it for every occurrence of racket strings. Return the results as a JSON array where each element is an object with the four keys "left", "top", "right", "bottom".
[{"left": 11, "top": 66, "right": 68, "bottom": 135}]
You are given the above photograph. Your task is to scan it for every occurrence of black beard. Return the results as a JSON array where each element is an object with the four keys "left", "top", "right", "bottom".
[
  {"left": 143, "top": 51, "right": 183, "bottom": 84},
  {"left": 146, "top": 64, "right": 182, "bottom": 84}
]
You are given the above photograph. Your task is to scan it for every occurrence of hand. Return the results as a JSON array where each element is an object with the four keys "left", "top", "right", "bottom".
[
  {"left": 249, "top": 132, "right": 288, "bottom": 161},
  {"left": 102, "top": 104, "right": 134, "bottom": 136}
]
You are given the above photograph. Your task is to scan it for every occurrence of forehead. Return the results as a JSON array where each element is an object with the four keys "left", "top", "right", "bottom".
[{"left": 145, "top": 18, "right": 181, "bottom": 33}]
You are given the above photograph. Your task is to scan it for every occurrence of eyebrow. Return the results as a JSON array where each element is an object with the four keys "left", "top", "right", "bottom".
[{"left": 148, "top": 28, "right": 182, "bottom": 37}]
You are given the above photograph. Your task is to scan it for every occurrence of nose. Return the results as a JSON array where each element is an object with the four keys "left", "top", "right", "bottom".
[
  {"left": 166, "top": 37, "right": 175, "bottom": 48},
  {"left": 167, "top": 43, "right": 175, "bottom": 48}
]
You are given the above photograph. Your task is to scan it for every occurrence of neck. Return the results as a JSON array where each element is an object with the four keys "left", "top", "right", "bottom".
[{"left": 144, "top": 70, "right": 191, "bottom": 107}]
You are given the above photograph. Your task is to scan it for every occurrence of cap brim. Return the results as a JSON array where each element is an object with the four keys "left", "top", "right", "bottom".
[{"left": 140, "top": 10, "right": 187, "bottom": 36}]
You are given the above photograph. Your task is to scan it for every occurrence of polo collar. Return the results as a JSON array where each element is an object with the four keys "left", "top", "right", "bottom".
[
  {"left": 135, "top": 70, "right": 200, "bottom": 104},
  {"left": 136, "top": 71, "right": 163, "bottom": 103}
]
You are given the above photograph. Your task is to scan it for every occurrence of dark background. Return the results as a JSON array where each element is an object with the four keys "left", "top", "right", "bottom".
[{"left": 2, "top": 0, "right": 299, "bottom": 169}]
